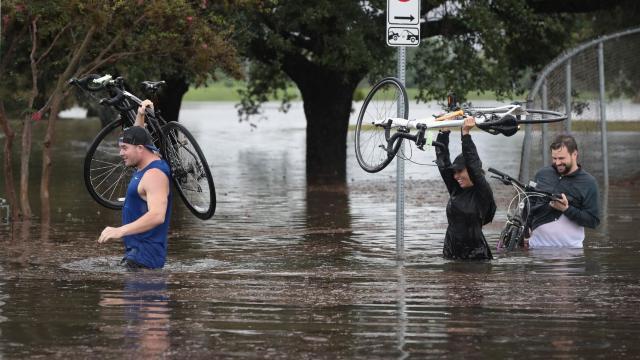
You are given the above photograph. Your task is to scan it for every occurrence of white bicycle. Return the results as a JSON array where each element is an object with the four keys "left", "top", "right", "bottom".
[{"left": 354, "top": 77, "right": 567, "bottom": 173}]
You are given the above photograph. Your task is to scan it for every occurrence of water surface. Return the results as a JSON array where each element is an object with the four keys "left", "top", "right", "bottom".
[{"left": 1, "top": 102, "right": 639, "bottom": 358}]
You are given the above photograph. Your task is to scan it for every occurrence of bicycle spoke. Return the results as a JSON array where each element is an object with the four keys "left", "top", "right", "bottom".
[
  {"left": 103, "top": 166, "right": 130, "bottom": 201},
  {"left": 90, "top": 163, "right": 122, "bottom": 190},
  {"left": 163, "top": 122, "right": 214, "bottom": 218},
  {"left": 355, "top": 78, "right": 406, "bottom": 172}
]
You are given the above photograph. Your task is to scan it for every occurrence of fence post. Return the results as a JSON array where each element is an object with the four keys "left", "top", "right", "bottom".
[
  {"left": 520, "top": 126, "right": 531, "bottom": 182},
  {"left": 565, "top": 60, "right": 572, "bottom": 133},
  {"left": 597, "top": 42, "right": 609, "bottom": 189},
  {"left": 542, "top": 80, "right": 549, "bottom": 166}
]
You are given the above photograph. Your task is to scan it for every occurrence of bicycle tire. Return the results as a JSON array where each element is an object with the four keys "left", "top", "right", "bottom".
[
  {"left": 517, "top": 109, "right": 567, "bottom": 124},
  {"left": 355, "top": 77, "right": 408, "bottom": 173},
  {"left": 162, "top": 121, "right": 216, "bottom": 220},
  {"left": 84, "top": 119, "right": 131, "bottom": 210},
  {"left": 497, "top": 225, "right": 510, "bottom": 250},
  {"left": 506, "top": 226, "right": 520, "bottom": 251}
]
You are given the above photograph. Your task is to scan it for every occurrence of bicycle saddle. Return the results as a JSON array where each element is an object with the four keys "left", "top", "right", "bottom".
[
  {"left": 477, "top": 114, "right": 519, "bottom": 137},
  {"left": 141, "top": 81, "right": 166, "bottom": 93}
]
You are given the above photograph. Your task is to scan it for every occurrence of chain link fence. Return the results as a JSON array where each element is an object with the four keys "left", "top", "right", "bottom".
[{"left": 521, "top": 27, "right": 640, "bottom": 186}]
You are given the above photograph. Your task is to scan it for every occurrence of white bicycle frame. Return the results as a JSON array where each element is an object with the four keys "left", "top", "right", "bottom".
[
  {"left": 501, "top": 178, "right": 555, "bottom": 223},
  {"left": 375, "top": 104, "right": 527, "bottom": 130}
]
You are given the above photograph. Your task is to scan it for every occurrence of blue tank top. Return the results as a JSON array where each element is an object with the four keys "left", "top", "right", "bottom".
[{"left": 122, "top": 159, "right": 172, "bottom": 269}]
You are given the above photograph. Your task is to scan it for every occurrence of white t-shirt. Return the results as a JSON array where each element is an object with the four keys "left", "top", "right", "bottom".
[{"left": 529, "top": 214, "right": 585, "bottom": 248}]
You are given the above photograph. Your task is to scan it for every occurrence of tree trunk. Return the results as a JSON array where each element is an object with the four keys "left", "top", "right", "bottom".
[
  {"left": 19, "top": 113, "right": 33, "bottom": 218},
  {"left": 156, "top": 75, "right": 190, "bottom": 122},
  {"left": 37, "top": 25, "right": 96, "bottom": 222},
  {"left": 40, "top": 94, "right": 63, "bottom": 223},
  {"left": 294, "top": 70, "right": 359, "bottom": 185},
  {"left": 0, "top": 101, "right": 20, "bottom": 220}
]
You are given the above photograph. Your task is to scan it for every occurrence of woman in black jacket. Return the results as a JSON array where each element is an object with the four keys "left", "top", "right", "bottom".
[{"left": 435, "top": 117, "right": 496, "bottom": 260}]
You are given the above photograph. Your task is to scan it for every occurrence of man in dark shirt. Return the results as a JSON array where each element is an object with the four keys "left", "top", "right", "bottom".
[{"left": 528, "top": 134, "right": 600, "bottom": 248}]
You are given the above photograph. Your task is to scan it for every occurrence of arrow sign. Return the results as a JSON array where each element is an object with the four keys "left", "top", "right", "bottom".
[
  {"left": 387, "top": 0, "right": 419, "bottom": 25},
  {"left": 387, "top": 0, "right": 420, "bottom": 47},
  {"left": 394, "top": 15, "right": 415, "bottom": 22}
]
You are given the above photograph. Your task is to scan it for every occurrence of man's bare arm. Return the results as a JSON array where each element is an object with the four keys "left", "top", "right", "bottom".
[{"left": 98, "top": 169, "right": 169, "bottom": 243}]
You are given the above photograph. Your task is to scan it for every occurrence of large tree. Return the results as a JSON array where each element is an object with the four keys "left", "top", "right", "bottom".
[{"left": 232, "top": 0, "right": 632, "bottom": 184}]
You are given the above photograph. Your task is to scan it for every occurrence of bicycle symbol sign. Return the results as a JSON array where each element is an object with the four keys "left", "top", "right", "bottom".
[{"left": 387, "top": 0, "right": 420, "bottom": 47}]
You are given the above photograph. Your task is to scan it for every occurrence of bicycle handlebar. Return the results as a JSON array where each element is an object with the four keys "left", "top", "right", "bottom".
[
  {"left": 93, "top": 74, "right": 113, "bottom": 85},
  {"left": 70, "top": 74, "right": 142, "bottom": 111},
  {"left": 488, "top": 167, "right": 562, "bottom": 201},
  {"left": 488, "top": 167, "right": 526, "bottom": 188},
  {"left": 100, "top": 91, "right": 125, "bottom": 106}
]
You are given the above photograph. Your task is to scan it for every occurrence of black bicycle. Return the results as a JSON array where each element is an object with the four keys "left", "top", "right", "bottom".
[
  {"left": 488, "top": 168, "right": 561, "bottom": 250},
  {"left": 70, "top": 74, "right": 216, "bottom": 220}
]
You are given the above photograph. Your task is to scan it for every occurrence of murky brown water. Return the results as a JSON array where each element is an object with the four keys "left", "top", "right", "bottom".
[{"left": 1, "top": 102, "right": 640, "bottom": 358}]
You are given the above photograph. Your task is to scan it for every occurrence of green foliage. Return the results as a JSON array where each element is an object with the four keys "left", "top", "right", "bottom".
[
  {"left": 411, "top": 0, "right": 576, "bottom": 104},
  {"left": 0, "top": 0, "right": 243, "bottom": 117},
  {"left": 233, "top": 0, "right": 613, "bottom": 112},
  {"left": 231, "top": 0, "right": 395, "bottom": 116}
]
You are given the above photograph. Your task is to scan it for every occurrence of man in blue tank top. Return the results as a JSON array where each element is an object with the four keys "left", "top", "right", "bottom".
[{"left": 98, "top": 100, "right": 172, "bottom": 269}]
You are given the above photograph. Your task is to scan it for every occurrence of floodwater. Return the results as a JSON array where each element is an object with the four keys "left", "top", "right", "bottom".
[{"left": 1, "top": 101, "right": 639, "bottom": 358}]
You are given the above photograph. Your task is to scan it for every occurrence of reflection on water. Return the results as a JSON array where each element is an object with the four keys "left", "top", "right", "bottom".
[
  {"left": 99, "top": 273, "right": 170, "bottom": 358},
  {"left": 61, "top": 256, "right": 226, "bottom": 273},
  {"left": 0, "top": 102, "right": 639, "bottom": 358}
]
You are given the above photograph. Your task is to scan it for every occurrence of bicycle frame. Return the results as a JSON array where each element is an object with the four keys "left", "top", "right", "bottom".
[
  {"left": 72, "top": 73, "right": 217, "bottom": 219},
  {"left": 375, "top": 104, "right": 526, "bottom": 152},
  {"left": 375, "top": 104, "right": 526, "bottom": 130},
  {"left": 91, "top": 75, "right": 167, "bottom": 147},
  {"left": 354, "top": 77, "right": 569, "bottom": 173},
  {"left": 488, "top": 167, "right": 560, "bottom": 250}
]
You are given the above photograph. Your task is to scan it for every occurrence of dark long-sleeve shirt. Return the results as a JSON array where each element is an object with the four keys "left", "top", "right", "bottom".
[
  {"left": 530, "top": 165, "right": 600, "bottom": 230},
  {"left": 436, "top": 132, "right": 496, "bottom": 260}
]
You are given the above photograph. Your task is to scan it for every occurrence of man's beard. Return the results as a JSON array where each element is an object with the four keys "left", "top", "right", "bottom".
[{"left": 553, "top": 161, "right": 572, "bottom": 175}]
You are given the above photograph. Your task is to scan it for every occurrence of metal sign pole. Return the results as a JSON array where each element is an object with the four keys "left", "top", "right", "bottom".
[
  {"left": 387, "top": 0, "right": 418, "bottom": 259},
  {"left": 396, "top": 47, "right": 406, "bottom": 259}
]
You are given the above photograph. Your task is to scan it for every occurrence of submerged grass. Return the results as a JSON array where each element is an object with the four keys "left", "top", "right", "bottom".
[{"left": 183, "top": 82, "right": 499, "bottom": 102}]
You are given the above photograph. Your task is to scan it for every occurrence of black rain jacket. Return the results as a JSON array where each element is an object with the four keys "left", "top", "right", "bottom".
[{"left": 436, "top": 132, "right": 496, "bottom": 260}]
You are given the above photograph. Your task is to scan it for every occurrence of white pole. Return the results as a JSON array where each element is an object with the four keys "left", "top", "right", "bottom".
[
  {"left": 597, "top": 42, "right": 609, "bottom": 189},
  {"left": 565, "top": 60, "right": 572, "bottom": 133},
  {"left": 542, "top": 80, "right": 549, "bottom": 166},
  {"left": 396, "top": 47, "right": 406, "bottom": 259}
]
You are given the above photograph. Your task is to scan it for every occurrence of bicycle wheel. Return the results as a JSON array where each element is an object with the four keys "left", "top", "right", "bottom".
[
  {"left": 355, "top": 77, "right": 408, "bottom": 173},
  {"left": 497, "top": 225, "right": 509, "bottom": 250},
  {"left": 518, "top": 109, "right": 567, "bottom": 124},
  {"left": 162, "top": 121, "right": 216, "bottom": 219},
  {"left": 506, "top": 226, "right": 521, "bottom": 251},
  {"left": 84, "top": 119, "right": 131, "bottom": 210}
]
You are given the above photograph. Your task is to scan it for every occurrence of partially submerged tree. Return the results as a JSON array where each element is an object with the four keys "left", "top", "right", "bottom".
[{"left": 234, "top": 1, "right": 393, "bottom": 184}]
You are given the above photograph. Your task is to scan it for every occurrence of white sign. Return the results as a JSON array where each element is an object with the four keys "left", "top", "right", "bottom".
[{"left": 387, "top": 0, "right": 420, "bottom": 47}]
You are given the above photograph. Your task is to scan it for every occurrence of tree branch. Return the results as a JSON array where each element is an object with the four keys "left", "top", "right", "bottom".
[
  {"left": 36, "top": 25, "right": 98, "bottom": 115},
  {"left": 79, "top": 50, "right": 148, "bottom": 76},
  {"left": 421, "top": 16, "right": 473, "bottom": 38},
  {"left": 0, "top": 19, "right": 29, "bottom": 76},
  {"left": 36, "top": 24, "right": 71, "bottom": 66},
  {"left": 526, "top": 0, "right": 630, "bottom": 13},
  {"left": 29, "top": 17, "right": 40, "bottom": 109},
  {"left": 92, "top": 14, "right": 146, "bottom": 68}
]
